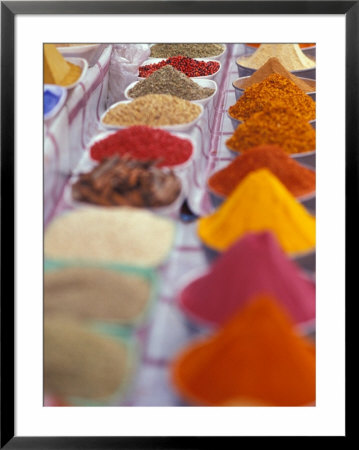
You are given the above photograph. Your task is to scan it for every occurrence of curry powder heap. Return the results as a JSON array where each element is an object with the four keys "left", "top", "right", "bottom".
[
  {"left": 226, "top": 101, "right": 316, "bottom": 155},
  {"left": 229, "top": 74, "right": 316, "bottom": 122}
]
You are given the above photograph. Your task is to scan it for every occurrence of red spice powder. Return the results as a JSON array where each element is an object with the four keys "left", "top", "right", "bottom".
[
  {"left": 208, "top": 145, "right": 315, "bottom": 198},
  {"left": 180, "top": 231, "right": 315, "bottom": 327},
  {"left": 139, "top": 56, "right": 220, "bottom": 78},
  {"left": 90, "top": 126, "right": 193, "bottom": 167}
]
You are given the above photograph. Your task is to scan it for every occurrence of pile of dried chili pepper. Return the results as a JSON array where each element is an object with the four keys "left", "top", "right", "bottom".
[
  {"left": 90, "top": 126, "right": 193, "bottom": 167},
  {"left": 139, "top": 56, "right": 220, "bottom": 78}
]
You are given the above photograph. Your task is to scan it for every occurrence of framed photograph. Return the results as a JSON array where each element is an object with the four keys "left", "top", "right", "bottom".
[{"left": 1, "top": 0, "right": 354, "bottom": 447}]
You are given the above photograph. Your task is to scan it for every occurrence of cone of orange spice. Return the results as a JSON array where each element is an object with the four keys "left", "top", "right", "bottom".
[
  {"left": 171, "top": 295, "right": 316, "bottom": 406},
  {"left": 208, "top": 145, "right": 315, "bottom": 199},
  {"left": 228, "top": 73, "right": 316, "bottom": 122},
  {"left": 226, "top": 101, "right": 316, "bottom": 155}
]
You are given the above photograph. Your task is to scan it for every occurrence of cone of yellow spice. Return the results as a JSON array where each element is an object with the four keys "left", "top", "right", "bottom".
[
  {"left": 198, "top": 169, "right": 315, "bottom": 255},
  {"left": 44, "top": 44, "right": 82, "bottom": 87}
]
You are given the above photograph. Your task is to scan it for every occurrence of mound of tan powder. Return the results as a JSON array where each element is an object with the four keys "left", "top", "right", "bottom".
[
  {"left": 238, "top": 44, "right": 316, "bottom": 71},
  {"left": 44, "top": 207, "right": 176, "bottom": 267},
  {"left": 44, "top": 266, "right": 152, "bottom": 324},
  {"left": 44, "top": 316, "right": 128, "bottom": 400}
]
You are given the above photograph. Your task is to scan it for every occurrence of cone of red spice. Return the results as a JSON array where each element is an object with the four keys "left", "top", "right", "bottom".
[
  {"left": 208, "top": 145, "right": 315, "bottom": 199},
  {"left": 90, "top": 126, "right": 193, "bottom": 168}
]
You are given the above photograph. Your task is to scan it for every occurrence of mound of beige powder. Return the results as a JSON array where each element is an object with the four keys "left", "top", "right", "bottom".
[
  {"left": 44, "top": 266, "right": 152, "bottom": 324},
  {"left": 44, "top": 207, "right": 176, "bottom": 267},
  {"left": 238, "top": 44, "right": 316, "bottom": 71},
  {"left": 44, "top": 316, "right": 128, "bottom": 400}
]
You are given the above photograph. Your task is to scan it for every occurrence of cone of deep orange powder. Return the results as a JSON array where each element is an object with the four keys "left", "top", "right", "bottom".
[
  {"left": 208, "top": 145, "right": 315, "bottom": 199},
  {"left": 172, "top": 296, "right": 316, "bottom": 407}
]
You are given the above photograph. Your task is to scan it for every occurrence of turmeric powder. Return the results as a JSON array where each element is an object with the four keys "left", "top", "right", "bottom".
[
  {"left": 44, "top": 43, "right": 82, "bottom": 87},
  {"left": 171, "top": 295, "right": 316, "bottom": 406},
  {"left": 228, "top": 74, "right": 316, "bottom": 122},
  {"left": 226, "top": 101, "right": 316, "bottom": 155},
  {"left": 198, "top": 169, "right": 315, "bottom": 255}
]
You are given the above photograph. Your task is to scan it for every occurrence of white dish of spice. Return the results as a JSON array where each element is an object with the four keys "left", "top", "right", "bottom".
[
  {"left": 56, "top": 44, "right": 105, "bottom": 67},
  {"left": 148, "top": 43, "right": 227, "bottom": 61},
  {"left": 100, "top": 97, "right": 204, "bottom": 133},
  {"left": 124, "top": 78, "right": 218, "bottom": 108},
  {"left": 83, "top": 129, "right": 196, "bottom": 173},
  {"left": 138, "top": 58, "right": 222, "bottom": 80},
  {"left": 62, "top": 57, "right": 88, "bottom": 90}
]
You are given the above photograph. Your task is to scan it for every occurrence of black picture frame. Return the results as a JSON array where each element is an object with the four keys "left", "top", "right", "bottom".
[{"left": 1, "top": 1, "right": 355, "bottom": 447}]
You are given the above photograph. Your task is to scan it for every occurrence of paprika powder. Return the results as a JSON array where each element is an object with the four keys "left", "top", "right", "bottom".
[{"left": 208, "top": 145, "right": 315, "bottom": 198}]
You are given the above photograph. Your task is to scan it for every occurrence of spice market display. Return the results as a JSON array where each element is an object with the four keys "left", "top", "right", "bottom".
[{"left": 44, "top": 43, "right": 316, "bottom": 407}]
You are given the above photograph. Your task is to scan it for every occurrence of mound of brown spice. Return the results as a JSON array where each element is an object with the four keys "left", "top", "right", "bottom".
[
  {"left": 229, "top": 74, "right": 316, "bottom": 122},
  {"left": 208, "top": 145, "right": 315, "bottom": 198},
  {"left": 234, "top": 57, "right": 315, "bottom": 92},
  {"left": 150, "top": 43, "right": 224, "bottom": 58},
  {"left": 226, "top": 102, "right": 316, "bottom": 155},
  {"left": 44, "top": 316, "right": 128, "bottom": 400},
  {"left": 128, "top": 65, "right": 215, "bottom": 101},
  {"left": 44, "top": 266, "right": 152, "bottom": 324},
  {"left": 102, "top": 94, "right": 202, "bottom": 127},
  {"left": 72, "top": 156, "right": 182, "bottom": 208}
]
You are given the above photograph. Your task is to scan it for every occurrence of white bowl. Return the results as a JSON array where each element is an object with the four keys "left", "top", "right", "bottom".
[
  {"left": 124, "top": 78, "right": 217, "bottom": 108},
  {"left": 44, "top": 84, "right": 67, "bottom": 120},
  {"left": 301, "top": 45, "right": 316, "bottom": 60},
  {"left": 87, "top": 129, "right": 196, "bottom": 171},
  {"left": 56, "top": 44, "right": 105, "bottom": 67},
  {"left": 67, "top": 169, "right": 186, "bottom": 218},
  {"left": 138, "top": 58, "right": 222, "bottom": 80},
  {"left": 100, "top": 99, "right": 204, "bottom": 132},
  {"left": 62, "top": 57, "right": 88, "bottom": 89}
]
